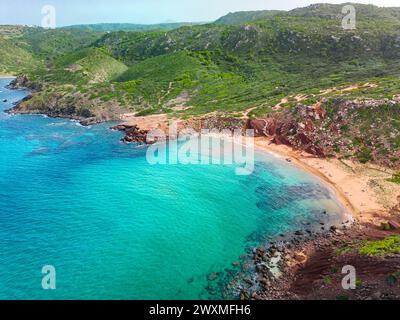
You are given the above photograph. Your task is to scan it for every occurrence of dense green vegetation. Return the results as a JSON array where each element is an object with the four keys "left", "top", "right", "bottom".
[
  {"left": 1, "top": 3, "right": 400, "bottom": 166},
  {"left": 336, "top": 235, "right": 400, "bottom": 257},
  {"left": 215, "top": 3, "right": 400, "bottom": 25},
  {"left": 215, "top": 10, "right": 285, "bottom": 25},
  {"left": 86, "top": 15, "right": 400, "bottom": 116},
  {"left": 359, "top": 236, "right": 400, "bottom": 256},
  {"left": 49, "top": 48, "right": 128, "bottom": 84},
  {"left": 21, "top": 28, "right": 103, "bottom": 59},
  {"left": 0, "top": 25, "right": 102, "bottom": 75},
  {"left": 0, "top": 36, "right": 40, "bottom": 75},
  {"left": 288, "top": 3, "right": 400, "bottom": 22}
]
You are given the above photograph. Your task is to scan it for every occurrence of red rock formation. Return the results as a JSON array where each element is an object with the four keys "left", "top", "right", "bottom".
[{"left": 246, "top": 119, "right": 267, "bottom": 137}]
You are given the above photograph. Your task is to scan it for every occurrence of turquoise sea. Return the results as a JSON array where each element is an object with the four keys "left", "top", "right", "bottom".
[{"left": 0, "top": 78, "right": 345, "bottom": 299}]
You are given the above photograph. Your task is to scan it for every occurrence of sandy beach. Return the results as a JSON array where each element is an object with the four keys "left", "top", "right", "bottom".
[
  {"left": 250, "top": 137, "right": 400, "bottom": 224},
  {"left": 118, "top": 112, "right": 400, "bottom": 224}
]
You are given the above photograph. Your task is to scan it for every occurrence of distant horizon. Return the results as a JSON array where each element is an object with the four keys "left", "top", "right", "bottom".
[
  {"left": 60, "top": 21, "right": 211, "bottom": 29},
  {"left": 0, "top": 1, "right": 399, "bottom": 27},
  {"left": 1, "top": 21, "right": 210, "bottom": 29}
]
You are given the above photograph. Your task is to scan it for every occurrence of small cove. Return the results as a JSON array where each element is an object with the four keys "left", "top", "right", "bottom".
[{"left": 0, "top": 78, "right": 346, "bottom": 299}]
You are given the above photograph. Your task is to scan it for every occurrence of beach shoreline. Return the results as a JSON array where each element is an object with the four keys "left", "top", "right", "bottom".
[
  {"left": 227, "top": 137, "right": 400, "bottom": 301},
  {"left": 196, "top": 131, "right": 399, "bottom": 223},
  {"left": 252, "top": 139, "right": 356, "bottom": 217},
  {"left": 114, "top": 111, "right": 400, "bottom": 224},
  {"left": 248, "top": 137, "right": 400, "bottom": 224}
]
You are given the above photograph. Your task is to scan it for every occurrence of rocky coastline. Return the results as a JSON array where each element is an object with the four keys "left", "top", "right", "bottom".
[
  {"left": 204, "top": 204, "right": 400, "bottom": 300},
  {"left": 5, "top": 75, "right": 116, "bottom": 126},
  {"left": 7, "top": 75, "right": 400, "bottom": 171}
]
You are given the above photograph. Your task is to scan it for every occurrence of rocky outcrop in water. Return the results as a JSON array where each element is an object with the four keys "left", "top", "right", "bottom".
[
  {"left": 7, "top": 75, "right": 29, "bottom": 89},
  {"left": 112, "top": 124, "right": 151, "bottom": 144},
  {"left": 7, "top": 74, "right": 42, "bottom": 91}
]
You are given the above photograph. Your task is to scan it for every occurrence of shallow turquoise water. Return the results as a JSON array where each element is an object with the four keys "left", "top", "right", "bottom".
[{"left": 0, "top": 79, "right": 344, "bottom": 299}]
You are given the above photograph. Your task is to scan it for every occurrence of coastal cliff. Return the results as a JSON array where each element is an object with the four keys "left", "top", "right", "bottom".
[{"left": 6, "top": 75, "right": 127, "bottom": 126}]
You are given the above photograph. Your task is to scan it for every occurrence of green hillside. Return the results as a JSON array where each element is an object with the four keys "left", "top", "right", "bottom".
[
  {"left": 50, "top": 48, "right": 128, "bottom": 84},
  {"left": 92, "top": 14, "right": 400, "bottom": 116},
  {"left": 288, "top": 3, "right": 400, "bottom": 21},
  {"left": 64, "top": 22, "right": 204, "bottom": 32},
  {"left": 7, "top": 4, "right": 400, "bottom": 115},
  {"left": 215, "top": 3, "right": 400, "bottom": 25},
  {"left": 2, "top": 3, "right": 400, "bottom": 167},
  {"left": 215, "top": 10, "right": 284, "bottom": 25},
  {"left": 20, "top": 27, "right": 103, "bottom": 59},
  {"left": 0, "top": 36, "right": 40, "bottom": 75},
  {"left": 0, "top": 25, "right": 103, "bottom": 75}
]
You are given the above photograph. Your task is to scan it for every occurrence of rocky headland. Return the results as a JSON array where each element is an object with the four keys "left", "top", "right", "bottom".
[{"left": 6, "top": 75, "right": 125, "bottom": 126}]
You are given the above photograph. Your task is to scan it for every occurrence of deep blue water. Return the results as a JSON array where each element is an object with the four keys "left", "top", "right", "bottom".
[{"left": 0, "top": 79, "right": 345, "bottom": 299}]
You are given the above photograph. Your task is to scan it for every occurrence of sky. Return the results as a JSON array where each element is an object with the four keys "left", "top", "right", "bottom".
[{"left": 0, "top": 0, "right": 399, "bottom": 26}]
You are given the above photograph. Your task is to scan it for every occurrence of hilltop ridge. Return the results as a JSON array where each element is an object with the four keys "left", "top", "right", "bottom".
[{"left": 216, "top": 3, "right": 400, "bottom": 24}]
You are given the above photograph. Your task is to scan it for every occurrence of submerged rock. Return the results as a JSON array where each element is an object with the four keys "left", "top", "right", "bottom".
[{"left": 208, "top": 272, "right": 219, "bottom": 282}]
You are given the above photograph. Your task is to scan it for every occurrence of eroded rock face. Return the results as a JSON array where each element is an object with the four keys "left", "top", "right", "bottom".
[
  {"left": 245, "top": 96, "right": 400, "bottom": 166},
  {"left": 8, "top": 75, "right": 29, "bottom": 89},
  {"left": 245, "top": 104, "right": 329, "bottom": 157},
  {"left": 246, "top": 119, "right": 276, "bottom": 137},
  {"left": 7, "top": 75, "right": 42, "bottom": 91}
]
